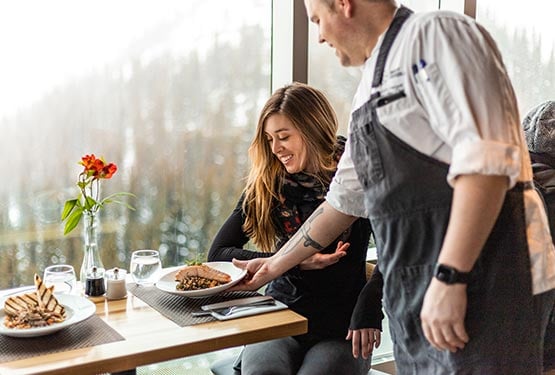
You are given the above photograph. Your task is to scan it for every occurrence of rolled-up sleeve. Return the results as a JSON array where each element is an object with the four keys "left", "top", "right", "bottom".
[
  {"left": 326, "top": 139, "right": 369, "bottom": 218},
  {"left": 410, "top": 14, "right": 524, "bottom": 188},
  {"left": 449, "top": 138, "right": 521, "bottom": 187}
]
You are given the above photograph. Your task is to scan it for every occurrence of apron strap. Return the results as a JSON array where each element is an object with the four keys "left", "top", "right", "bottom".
[{"left": 371, "top": 5, "right": 413, "bottom": 91}]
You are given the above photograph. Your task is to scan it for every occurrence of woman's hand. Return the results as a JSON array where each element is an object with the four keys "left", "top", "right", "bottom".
[
  {"left": 420, "top": 278, "right": 469, "bottom": 352},
  {"left": 299, "top": 241, "right": 349, "bottom": 270},
  {"left": 231, "top": 241, "right": 350, "bottom": 288},
  {"left": 346, "top": 328, "right": 381, "bottom": 359}
]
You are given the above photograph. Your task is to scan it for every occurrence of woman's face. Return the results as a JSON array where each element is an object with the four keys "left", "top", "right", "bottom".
[{"left": 264, "top": 114, "right": 309, "bottom": 174}]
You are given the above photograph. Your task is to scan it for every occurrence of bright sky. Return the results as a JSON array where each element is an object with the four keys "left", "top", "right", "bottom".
[{"left": 0, "top": 0, "right": 267, "bottom": 119}]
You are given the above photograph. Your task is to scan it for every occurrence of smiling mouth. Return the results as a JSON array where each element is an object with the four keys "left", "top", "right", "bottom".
[{"left": 280, "top": 155, "right": 293, "bottom": 164}]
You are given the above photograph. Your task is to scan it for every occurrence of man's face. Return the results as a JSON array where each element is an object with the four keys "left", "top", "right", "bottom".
[{"left": 305, "top": 0, "right": 365, "bottom": 67}]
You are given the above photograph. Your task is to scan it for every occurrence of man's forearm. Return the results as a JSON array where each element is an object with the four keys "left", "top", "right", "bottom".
[
  {"left": 438, "top": 174, "right": 508, "bottom": 271},
  {"left": 269, "top": 201, "right": 357, "bottom": 273}
]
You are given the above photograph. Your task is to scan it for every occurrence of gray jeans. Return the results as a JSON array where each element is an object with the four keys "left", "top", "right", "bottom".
[{"left": 241, "top": 336, "right": 371, "bottom": 375}]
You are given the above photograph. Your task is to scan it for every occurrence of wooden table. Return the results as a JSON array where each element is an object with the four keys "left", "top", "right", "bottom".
[{"left": 0, "top": 286, "right": 307, "bottom": 375}]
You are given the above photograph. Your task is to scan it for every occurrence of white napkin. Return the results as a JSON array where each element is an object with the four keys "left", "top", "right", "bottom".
[{"left": 211, "top": 300, "right": 288, "bottom": 321}]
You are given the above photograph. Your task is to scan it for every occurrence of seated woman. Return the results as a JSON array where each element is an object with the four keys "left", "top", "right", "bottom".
[{"left": 208, "top": 82, "right": 383, "bottom": 375}]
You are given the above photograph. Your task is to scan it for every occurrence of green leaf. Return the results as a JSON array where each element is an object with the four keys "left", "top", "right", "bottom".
[
  {"left": 102, "top": 192, "right": 136, "bottom": 200},
  {"left": 61, "top": 199, "right": 78, "bottom": 220},
  {"left": 84, "top": 196, "right": 98, "bottom": 211},
  {"left": 100, "top": 192, "right": 136, "bottom": 210},
  {"left": 63, "top": 209, "right": 83, "bottom": 235},
  {"left": 103, "top": 199, "right": 136, "bottom": 211}
]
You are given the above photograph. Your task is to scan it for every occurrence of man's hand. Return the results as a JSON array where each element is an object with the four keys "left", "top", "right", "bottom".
[
  {"left": 420, "top": 278, "right": 469, "bottom": 352},
  {"left": 229, "top": 258, "right": 275, "bottom": 291},
  {"left": 299, "top": 241, "right": 349, "bottom": 270},
  {"left": 346, "top": 328, "right": 381, "bottom": 359}
]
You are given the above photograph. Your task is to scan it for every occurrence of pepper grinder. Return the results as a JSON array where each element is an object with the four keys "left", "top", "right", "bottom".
[
  {"left": 85, "top": 266, "right": 106, "bottom": 297},
  {"left": 105, "top": 267, "right": 127, "bottom": 300}
]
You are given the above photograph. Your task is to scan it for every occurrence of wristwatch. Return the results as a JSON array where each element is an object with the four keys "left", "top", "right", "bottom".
[{"left": 434, "top": 263, "right": 470, "bottom": 284}]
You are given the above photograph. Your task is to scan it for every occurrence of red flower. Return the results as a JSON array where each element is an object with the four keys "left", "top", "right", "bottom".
[
  {"left": 100, "top": 163, "right": 117, "bottom": 179},
  {"left": 81, "top": 154, "right": 97, "bottom": 171},
  {"left": 80, "top": 154, "right": 117, "bottom": 180},
  {"left": 62, "top": 154, "right": 133, "bottom": 235}
]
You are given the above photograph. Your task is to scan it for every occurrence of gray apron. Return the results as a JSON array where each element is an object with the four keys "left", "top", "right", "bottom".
[{"left": 350, "top": 6, "right": 553, "bottom": 374}]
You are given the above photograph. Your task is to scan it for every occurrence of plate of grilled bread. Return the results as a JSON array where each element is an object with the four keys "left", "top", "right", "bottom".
[
  {"left": 156, "top": 262, "right": 247, "bottom": 297},
  {"left": 0, "top": 274, "right": 95, "bottom": 338}
]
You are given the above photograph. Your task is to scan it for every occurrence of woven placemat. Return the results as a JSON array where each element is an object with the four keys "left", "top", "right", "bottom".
[
  {"left": 0, "top": 314, "right": 124, "bottom": 363},
  {"left": 127, "top": 283, "right": 261, "bottom": 327}
]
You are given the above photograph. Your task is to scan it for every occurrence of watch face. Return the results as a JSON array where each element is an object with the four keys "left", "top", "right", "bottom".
[
  {"left": 435, "top": 264, "right": 456, "bottom": 284},
  {"left": 434, "top": 263, "right": 470, "bottom": 284}
]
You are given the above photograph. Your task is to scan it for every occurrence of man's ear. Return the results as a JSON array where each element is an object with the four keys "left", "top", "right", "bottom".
[{"left": 337, "top": 0, "right": 354, "bottom": 17}]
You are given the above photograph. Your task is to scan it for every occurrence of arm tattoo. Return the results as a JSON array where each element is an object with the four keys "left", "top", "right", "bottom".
[
  {"left": 280, "top": 206, "right": 326, "bottom": 255},
  {"left": 300, "top": 227, "right": 325, "bottom": 251}
]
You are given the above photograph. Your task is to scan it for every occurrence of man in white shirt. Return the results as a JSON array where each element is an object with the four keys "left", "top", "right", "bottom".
[{"left": 233, "top": 0, "right": 555, "bottom": 373}]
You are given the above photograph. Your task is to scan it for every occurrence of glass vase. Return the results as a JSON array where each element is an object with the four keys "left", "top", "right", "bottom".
[{"left": 80, "top": 211, "right": 105, "bottom": 282}]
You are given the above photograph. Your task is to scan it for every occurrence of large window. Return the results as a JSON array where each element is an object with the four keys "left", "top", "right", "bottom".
[
  {"left": 476, "top": 0, "right": 555, "bottom": 115},
  {"left": 0, "top": 1, "right": 272, "bottom": 288},
  {"left": 4, "top": 0, "right": 555, "bottom": 290}
]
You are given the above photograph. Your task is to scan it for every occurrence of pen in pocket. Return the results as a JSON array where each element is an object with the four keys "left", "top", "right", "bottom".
[
  {"left": 412, "top": 59, "right": 430, "bottom": 82},
  {"left": 411, "top": 59, "right": 452, "bottom": 127}
]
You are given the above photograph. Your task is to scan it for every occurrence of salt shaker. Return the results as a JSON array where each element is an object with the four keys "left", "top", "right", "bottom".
[
  {"left": 105, "top": 268, "right": 127, "bottom": 300},
  {"left": 85, "top": 266, "right": 106, "bottom": 297}
]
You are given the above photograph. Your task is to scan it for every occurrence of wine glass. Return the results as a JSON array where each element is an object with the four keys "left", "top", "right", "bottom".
[
  {"left": 130, "top": 250, "right": 162, "bottom": 286},
  {"left": 43, "top": 264, "right": 77, "bottom": 295}
]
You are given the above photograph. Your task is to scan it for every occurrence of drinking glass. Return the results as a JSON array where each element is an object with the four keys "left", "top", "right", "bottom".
[
  {"left": 43, "top": 264, "right": 77, "bottom": 295},
  {"left": 130, "top": 250, "right": 162, "bottom": 286}
]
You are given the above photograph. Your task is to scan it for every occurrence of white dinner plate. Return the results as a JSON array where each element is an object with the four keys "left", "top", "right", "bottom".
[
  {"left": 0, "top": 293, "right": 96, "bottom": 338},
  {"left": 156, "top": 261, "right": 247, "bottom": 298}
]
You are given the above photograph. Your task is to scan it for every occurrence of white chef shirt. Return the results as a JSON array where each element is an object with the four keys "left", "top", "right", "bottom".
[{"left": 326, "top": 9, "right": 555, "bottom": 294}]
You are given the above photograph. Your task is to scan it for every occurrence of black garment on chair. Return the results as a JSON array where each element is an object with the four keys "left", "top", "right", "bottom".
[{"left": 531, "top": 152, "right": 555, "bottom": 371}]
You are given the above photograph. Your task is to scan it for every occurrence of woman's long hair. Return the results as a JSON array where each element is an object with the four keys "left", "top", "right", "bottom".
[{"left": 242, "top": 82, "right": 339, "bottom": 252}]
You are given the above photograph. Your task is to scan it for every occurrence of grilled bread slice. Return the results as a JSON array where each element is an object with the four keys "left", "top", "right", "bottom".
[
  {"left": 3, "top": 274, "right": 65, "bottom": 317},
  {"left": 34, "top": 273, "right": 65, "bottom": 315}
]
